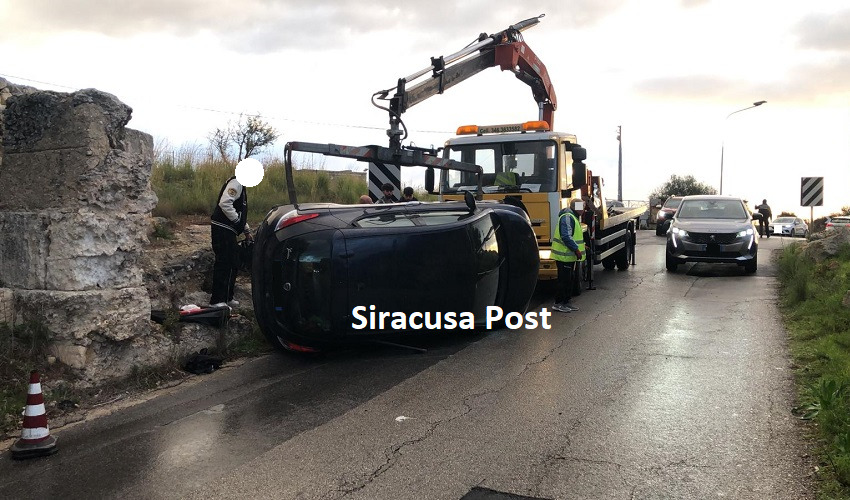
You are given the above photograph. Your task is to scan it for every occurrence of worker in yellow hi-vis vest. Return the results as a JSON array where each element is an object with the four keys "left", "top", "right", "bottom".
[{"left": 551, "top": 198, "right": 586, "bottom": 313}]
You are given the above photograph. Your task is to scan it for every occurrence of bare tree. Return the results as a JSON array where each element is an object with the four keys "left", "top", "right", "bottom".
[{"left": 207, "top": 114, "right": 280, "bottom": 164}]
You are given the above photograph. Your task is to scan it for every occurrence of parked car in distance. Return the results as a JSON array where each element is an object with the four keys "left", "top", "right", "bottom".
[
  {"left": 665, "top": 195, "right": 758, "bottom": 274},
  {"left": 655, "top": 196, "right": 684, "bottom": 236},
  {"left": 826, "top": 216, "right": 850, "bottom": 230},
  {"left": 769, "top": 217, "right": 808, "bottom": 238}
]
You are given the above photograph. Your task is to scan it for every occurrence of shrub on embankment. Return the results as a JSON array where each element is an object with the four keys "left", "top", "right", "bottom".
[
  {"left": 778, "top": 230, "right": 850, "bottom": 496},
  {"left": 151, "top": 158, "right": 369, "bottom": 223}
]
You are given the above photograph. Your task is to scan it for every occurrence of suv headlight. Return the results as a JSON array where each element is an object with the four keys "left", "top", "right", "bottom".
[
  {"left": 672, "top": 227, "right": 687, "bottom": 237},
  {"left": 737, "top": 228, "right": 754, "bottom": 237}
]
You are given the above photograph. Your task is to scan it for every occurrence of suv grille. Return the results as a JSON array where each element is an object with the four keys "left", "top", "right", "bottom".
[{"left": 687, "top": 232, "right": 738, "bottom": 244}]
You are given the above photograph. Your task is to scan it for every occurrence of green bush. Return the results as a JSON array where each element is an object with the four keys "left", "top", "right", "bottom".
[
  {"left": 151, "top": 158, "right": 368, "bottom": 224},
  {"left": 781, "top": 242, "right": 850, "bottom": 494}
]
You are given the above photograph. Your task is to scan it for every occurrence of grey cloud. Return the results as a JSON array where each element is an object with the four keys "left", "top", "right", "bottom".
[
  {"left": 633, "top": 56, "right": 850, "bottom": 104},
  {"left": 794, "top": 10, "right": 850, "bottom": 52},
  {"left": 4, "top": 0, "right": 626, "bottom": 53}
]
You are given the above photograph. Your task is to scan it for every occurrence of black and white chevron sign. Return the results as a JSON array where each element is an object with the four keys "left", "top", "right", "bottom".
[
  {"left": 368, "top": 161, "right": 401, "bottom": 202},
  {"left": 800, "top": 177, "right": 824, "bottom": 207}
]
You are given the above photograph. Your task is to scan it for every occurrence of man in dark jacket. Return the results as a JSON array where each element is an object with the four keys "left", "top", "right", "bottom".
[
  {"left": 210, "top": 175, "right": 251, "bottom": 307},
  {"left": 377, "top": 183, "right": 396, "bottom": 203},
  {"left": 755, "top": 199, "right": 772, "bottom": 238}
]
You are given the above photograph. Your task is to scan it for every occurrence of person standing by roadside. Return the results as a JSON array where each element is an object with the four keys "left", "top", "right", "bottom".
[
  {"left": 552, "top": 198, "right": 586, "bottom": 313},
  {"left": 210, "top": 174, "right": 251, "bottom": 308},
  {"left": 376, "top": 183, "right": 396, "bottom": 203},
  {"left": 755, "top": 199, "right": 773, "bottom": 238},
  {"left": 400, "top": 186, "right": 418, "bottom": 202}
]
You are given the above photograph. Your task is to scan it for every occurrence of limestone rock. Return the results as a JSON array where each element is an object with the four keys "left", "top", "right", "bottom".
[
  {"left": 0, "top": 88, "right": 153, "bottom": 212},
  {"left": 803, "top": 227, "right": 850, "bottom": 262},
  {"left": 0, "top": 211, "right": 149, "bottom": 290},
  {"left": 13, "top": 288, "right": 150, "bottom": 342}
]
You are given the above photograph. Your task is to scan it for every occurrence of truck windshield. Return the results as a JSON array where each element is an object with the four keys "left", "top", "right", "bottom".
[{"left": 442, "top": 140, "right": 558, "bottom": 194}]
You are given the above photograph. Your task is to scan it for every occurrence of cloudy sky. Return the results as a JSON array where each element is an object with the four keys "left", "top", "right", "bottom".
[{"left": 2, "top": 0, "right": 849, "bottom": 216}]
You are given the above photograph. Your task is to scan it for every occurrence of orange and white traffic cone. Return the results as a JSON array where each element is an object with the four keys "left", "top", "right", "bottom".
[{"left": 10, "top": 371, "right": 58, "bottom": 460}]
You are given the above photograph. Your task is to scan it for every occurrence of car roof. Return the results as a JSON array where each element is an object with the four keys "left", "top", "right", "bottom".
[{"left": 680, "top": 195, "right": 744, "bottom": 202}]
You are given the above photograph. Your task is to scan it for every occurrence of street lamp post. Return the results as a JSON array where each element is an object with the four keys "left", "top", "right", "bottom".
[{"left": 719, "top": 100, "right": 766, "bottom": 195}]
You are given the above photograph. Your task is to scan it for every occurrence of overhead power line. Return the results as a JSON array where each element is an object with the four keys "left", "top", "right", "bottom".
[{"left": 0, "top": 73, "right": 453, "bottom": 135}]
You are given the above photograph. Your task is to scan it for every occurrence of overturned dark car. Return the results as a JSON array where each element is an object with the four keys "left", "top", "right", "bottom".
[{"left": 251, "top": 199, "right": 539, "bottom": 351}]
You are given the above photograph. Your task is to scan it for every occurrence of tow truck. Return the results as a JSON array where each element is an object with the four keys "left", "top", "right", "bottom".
[{"left": 281, "top": 14, "right": 645, "bottom": 291}]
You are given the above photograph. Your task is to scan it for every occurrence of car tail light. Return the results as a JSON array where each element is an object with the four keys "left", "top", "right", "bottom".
[
  {"left": 826, "top": 222, "right": 833, "bottom": 227},
  {"left": 274, "top": 210, "right": 319, "bottom": 231}
]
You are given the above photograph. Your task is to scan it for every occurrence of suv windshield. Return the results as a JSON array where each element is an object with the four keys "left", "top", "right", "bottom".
[
  {"left": 442, "top": 140, "right": 557, "bottom": 194},
  {"left": 677, "top": 199, "right": 748, "bottom": 219}
]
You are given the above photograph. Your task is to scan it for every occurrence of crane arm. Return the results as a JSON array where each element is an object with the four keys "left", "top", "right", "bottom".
[{"left": 379, "top": 14, "right": 557, "bottom": 150}]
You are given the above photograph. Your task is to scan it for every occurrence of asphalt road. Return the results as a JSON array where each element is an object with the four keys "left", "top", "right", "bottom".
[{"left": 0, "top": 231, "right": 815, "bottom": 499}]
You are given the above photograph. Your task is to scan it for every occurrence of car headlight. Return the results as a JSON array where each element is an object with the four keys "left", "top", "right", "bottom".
[
  {"left": 657, "top": 212, "right": 665, "bottom": 219},
  {"left": 672, "top": 227, "right": 687, "bottom": 237},
  {"left": 539, "top": 250, "right": 551, "bottom": 260},
  {"left": 737, "top": 228, "right": 754, "bottom": 237}
]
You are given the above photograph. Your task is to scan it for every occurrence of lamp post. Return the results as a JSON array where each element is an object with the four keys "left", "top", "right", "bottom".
[{"left": 719, "top": 100, "right": 766, "bottom": 195}]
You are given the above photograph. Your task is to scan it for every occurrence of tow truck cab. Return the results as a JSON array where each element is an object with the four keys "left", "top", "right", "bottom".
[{"left": 436, "top": 121, "right": 587, "bottom": 280}]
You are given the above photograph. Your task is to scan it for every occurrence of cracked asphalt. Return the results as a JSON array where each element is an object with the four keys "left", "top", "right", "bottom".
[{"left": 0, "top": 232, "right": 815, "bottom": 499}]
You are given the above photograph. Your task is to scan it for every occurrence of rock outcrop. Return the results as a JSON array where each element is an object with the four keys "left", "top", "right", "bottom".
[{"left": 0, "top": 81, "right": 255, "bottom": 385}]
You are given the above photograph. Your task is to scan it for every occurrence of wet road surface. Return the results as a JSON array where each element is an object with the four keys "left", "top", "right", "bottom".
[{"left": 0, "top": 232, "right": 814, "bottom": 499}]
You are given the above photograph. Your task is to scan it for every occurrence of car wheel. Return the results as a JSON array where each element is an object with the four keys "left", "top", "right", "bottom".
[
  {"left": 655, "top": 222, "right": 666, "bottom": 236},
  {"left": 744, "top": 253, "right": 757, "bottom": 274},
  {"left": 665, "top": 253, "right": 678, "bottom": 272},
  {"left": 602, "top": 257, "right": 616, "bottom": 270}
]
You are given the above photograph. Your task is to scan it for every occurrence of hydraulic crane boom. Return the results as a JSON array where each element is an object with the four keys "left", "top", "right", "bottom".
[{"left": 375, "top": 14, "right": 557, "bottom": 150}]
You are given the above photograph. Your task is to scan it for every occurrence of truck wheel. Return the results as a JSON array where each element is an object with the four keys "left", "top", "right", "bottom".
[
  {"left": 665, "top": 253, "right": 678, "bottom": 272},
  {"left": 615, "top": 237, "right": 632, "bottom": 270},
  {"left": 602, "top": 257, "right": 616, "bottom": 270}
]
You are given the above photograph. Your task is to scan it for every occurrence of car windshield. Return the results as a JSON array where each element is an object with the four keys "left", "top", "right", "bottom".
[
  {"left": 773, "top": 217, "right": 795, "bottom": 223},
  {"left": 676, "top": 199, "right": 747, "bottom": 219},
  {"left": 833, "top": 217, "right": 850, "bottom": 224},
  {"left": 663, "top": 197, "right": 682, "bottom": 209},
  {"left": 442, "top": 140, "right": 558, "bottom": 194}
]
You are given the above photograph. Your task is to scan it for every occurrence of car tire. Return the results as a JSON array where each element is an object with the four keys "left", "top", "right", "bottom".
[
  {"left": 665, "top": 253, "right": 678, "bottom": 272},
  {"left": 744, "top": 253, "right": 757, "bottom": 274},
  {"left": 602, "top": 257, "right": 616, "bottom": 270},
  {"left": 655, "top": 222, "right": 666, "bottom": 236}
]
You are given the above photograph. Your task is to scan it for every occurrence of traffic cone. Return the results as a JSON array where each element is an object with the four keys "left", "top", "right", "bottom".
[{"left": 10, "top": 371, "right": 58, "bottom": 460}]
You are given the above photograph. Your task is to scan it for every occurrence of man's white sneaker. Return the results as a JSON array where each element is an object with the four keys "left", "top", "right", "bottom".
[
  {"left": 210, "top": 302, "right": 228, "bottom": 308},
  {"left": 564, "top": 303, "right": 579, "bottom": 311},
  {"left": 552, "top": 303, "right": 572, "bottom": 313},
  {"left": 227, "top": 300, "right": 240, "bottom": 307}
]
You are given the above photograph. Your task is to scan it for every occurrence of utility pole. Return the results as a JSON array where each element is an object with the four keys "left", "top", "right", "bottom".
[{"left": 617, "top": 125, "right": 623, "bottom": 202}]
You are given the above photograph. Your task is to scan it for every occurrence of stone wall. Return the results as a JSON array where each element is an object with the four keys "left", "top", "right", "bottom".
[{"left": 0, "top": 78, "right": 161, "bottom": 382}]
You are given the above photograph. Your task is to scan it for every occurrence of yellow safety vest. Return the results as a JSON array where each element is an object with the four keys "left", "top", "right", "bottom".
[{"left": 552, "top": 211, "right": 586, "bottom": 262}]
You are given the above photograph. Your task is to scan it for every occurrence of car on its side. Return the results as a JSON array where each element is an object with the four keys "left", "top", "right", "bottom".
[
  {"left": 251, "top": 198, "right": 540, "bottom": 351},
  {"left": 655, "top": 196, "right": 684, "bottom": 236},
  {"left": 665, "top": 195, "right": 759, "bottom": 273},
  {"left": 769, "top": 217, "right": 808, "bottom": 238},
  {"left": 826, "top": 216, "right": 850, "bottom": 231}
]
